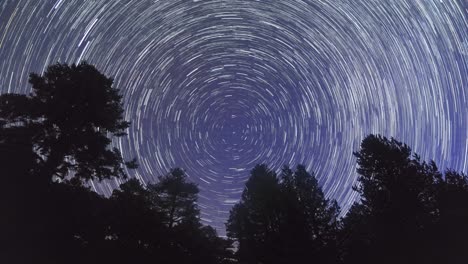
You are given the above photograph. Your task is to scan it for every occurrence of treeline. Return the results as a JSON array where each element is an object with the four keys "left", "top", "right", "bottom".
[
  {"left": 1, "top": 62, "right": 468, "bottom": 264},
  {"left": 228, "top": 136, "right": 468, "bottom": 264},
  {"left": 5, "top": 168, "right": 232, "bottom": 264},
  {"left": 0, "top": 62, "right": 233, "bottom": 264}
]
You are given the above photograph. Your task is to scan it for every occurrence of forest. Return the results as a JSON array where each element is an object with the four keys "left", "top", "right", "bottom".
[{"left": 2, "top": 62, "right": 468, "bottom": 264}]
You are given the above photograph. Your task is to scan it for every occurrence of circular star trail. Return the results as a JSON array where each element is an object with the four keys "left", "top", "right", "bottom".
[{"left": 1, "top": 0, "right": 467, "bottom": 233}]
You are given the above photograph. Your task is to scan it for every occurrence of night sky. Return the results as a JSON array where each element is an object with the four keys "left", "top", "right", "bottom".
[{"left": 1, "top": 0, "right": 467, "bottom": 234}]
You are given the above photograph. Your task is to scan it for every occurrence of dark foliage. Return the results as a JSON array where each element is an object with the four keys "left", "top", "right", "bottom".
[
  {"left": 148, "top": 168, "right": 199, "bottom": 228},
  {"left": 2, "top": 63, "right": 468, "bottom": 263},
  {"left": 227, "top": 164, "right": 340, "bottom": 264},
  {"left": 2, "top": 169, "right": 234, "bottom": 264},
  {"left": 432, "top": 170, "right": 468, "bottom": 263},
  {"left": 341, "top": 135, "right": 468, "bottom": 264},
  {"left": 0, "top": 63, "right": 232, "bottom": 264},
  {"left": 0, "top": 62, "right": 134, "bottom": 183}
]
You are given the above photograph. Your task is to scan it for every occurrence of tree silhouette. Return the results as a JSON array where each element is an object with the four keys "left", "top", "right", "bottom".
[
  {"left": 342, "top": 134, "right": 439, "bottom": 264},
  {"left": 432, "top": 170, "right": 468, "bottom": 263},
  {"left": 148, "top": 168, "right": 200, "bottom": 229},
  {"left": 0, "top": 62, "right": 136, "bottom": 183},
  {"left": 227, "top": 164, "right": 339, "bottom": 264},
  {"left": 0, "top": 62, "right": 137, "bottom": 264},
  {"left": 197, "top": 225, "right": 236, "bottom": 264},
  {"left": 4, "top": 62, "right": 468, "bottom": 264},
  {"left": 98, "top": 178, "right": 165, "bottom": 264},
  {"left": 102, "top": 169, "right": 233, "bottom": 264},
  {"left": 279, "top": 165, "right": 340, "bottom": 264},
  {"left": 227, "top": 164, "right": 282, "bottom": 264}
]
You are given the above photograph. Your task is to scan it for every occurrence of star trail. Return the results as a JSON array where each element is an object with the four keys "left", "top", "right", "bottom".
[{"left": 0, "top": 0, "right": 467, "bottom": 233}]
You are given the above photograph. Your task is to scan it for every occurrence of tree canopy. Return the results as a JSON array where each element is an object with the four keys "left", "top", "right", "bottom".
[
  {"left": 2, "top": 62, "right": 468, "bottom": 263},
  {"left": 0, "top": 62, "right": 135, "bottom": 183},
  {"left": 341, "top": 135, "right": 468, "bottom": 264},
  {"left": 227, "top": 164, "right": 340, "bottom": 264}
]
